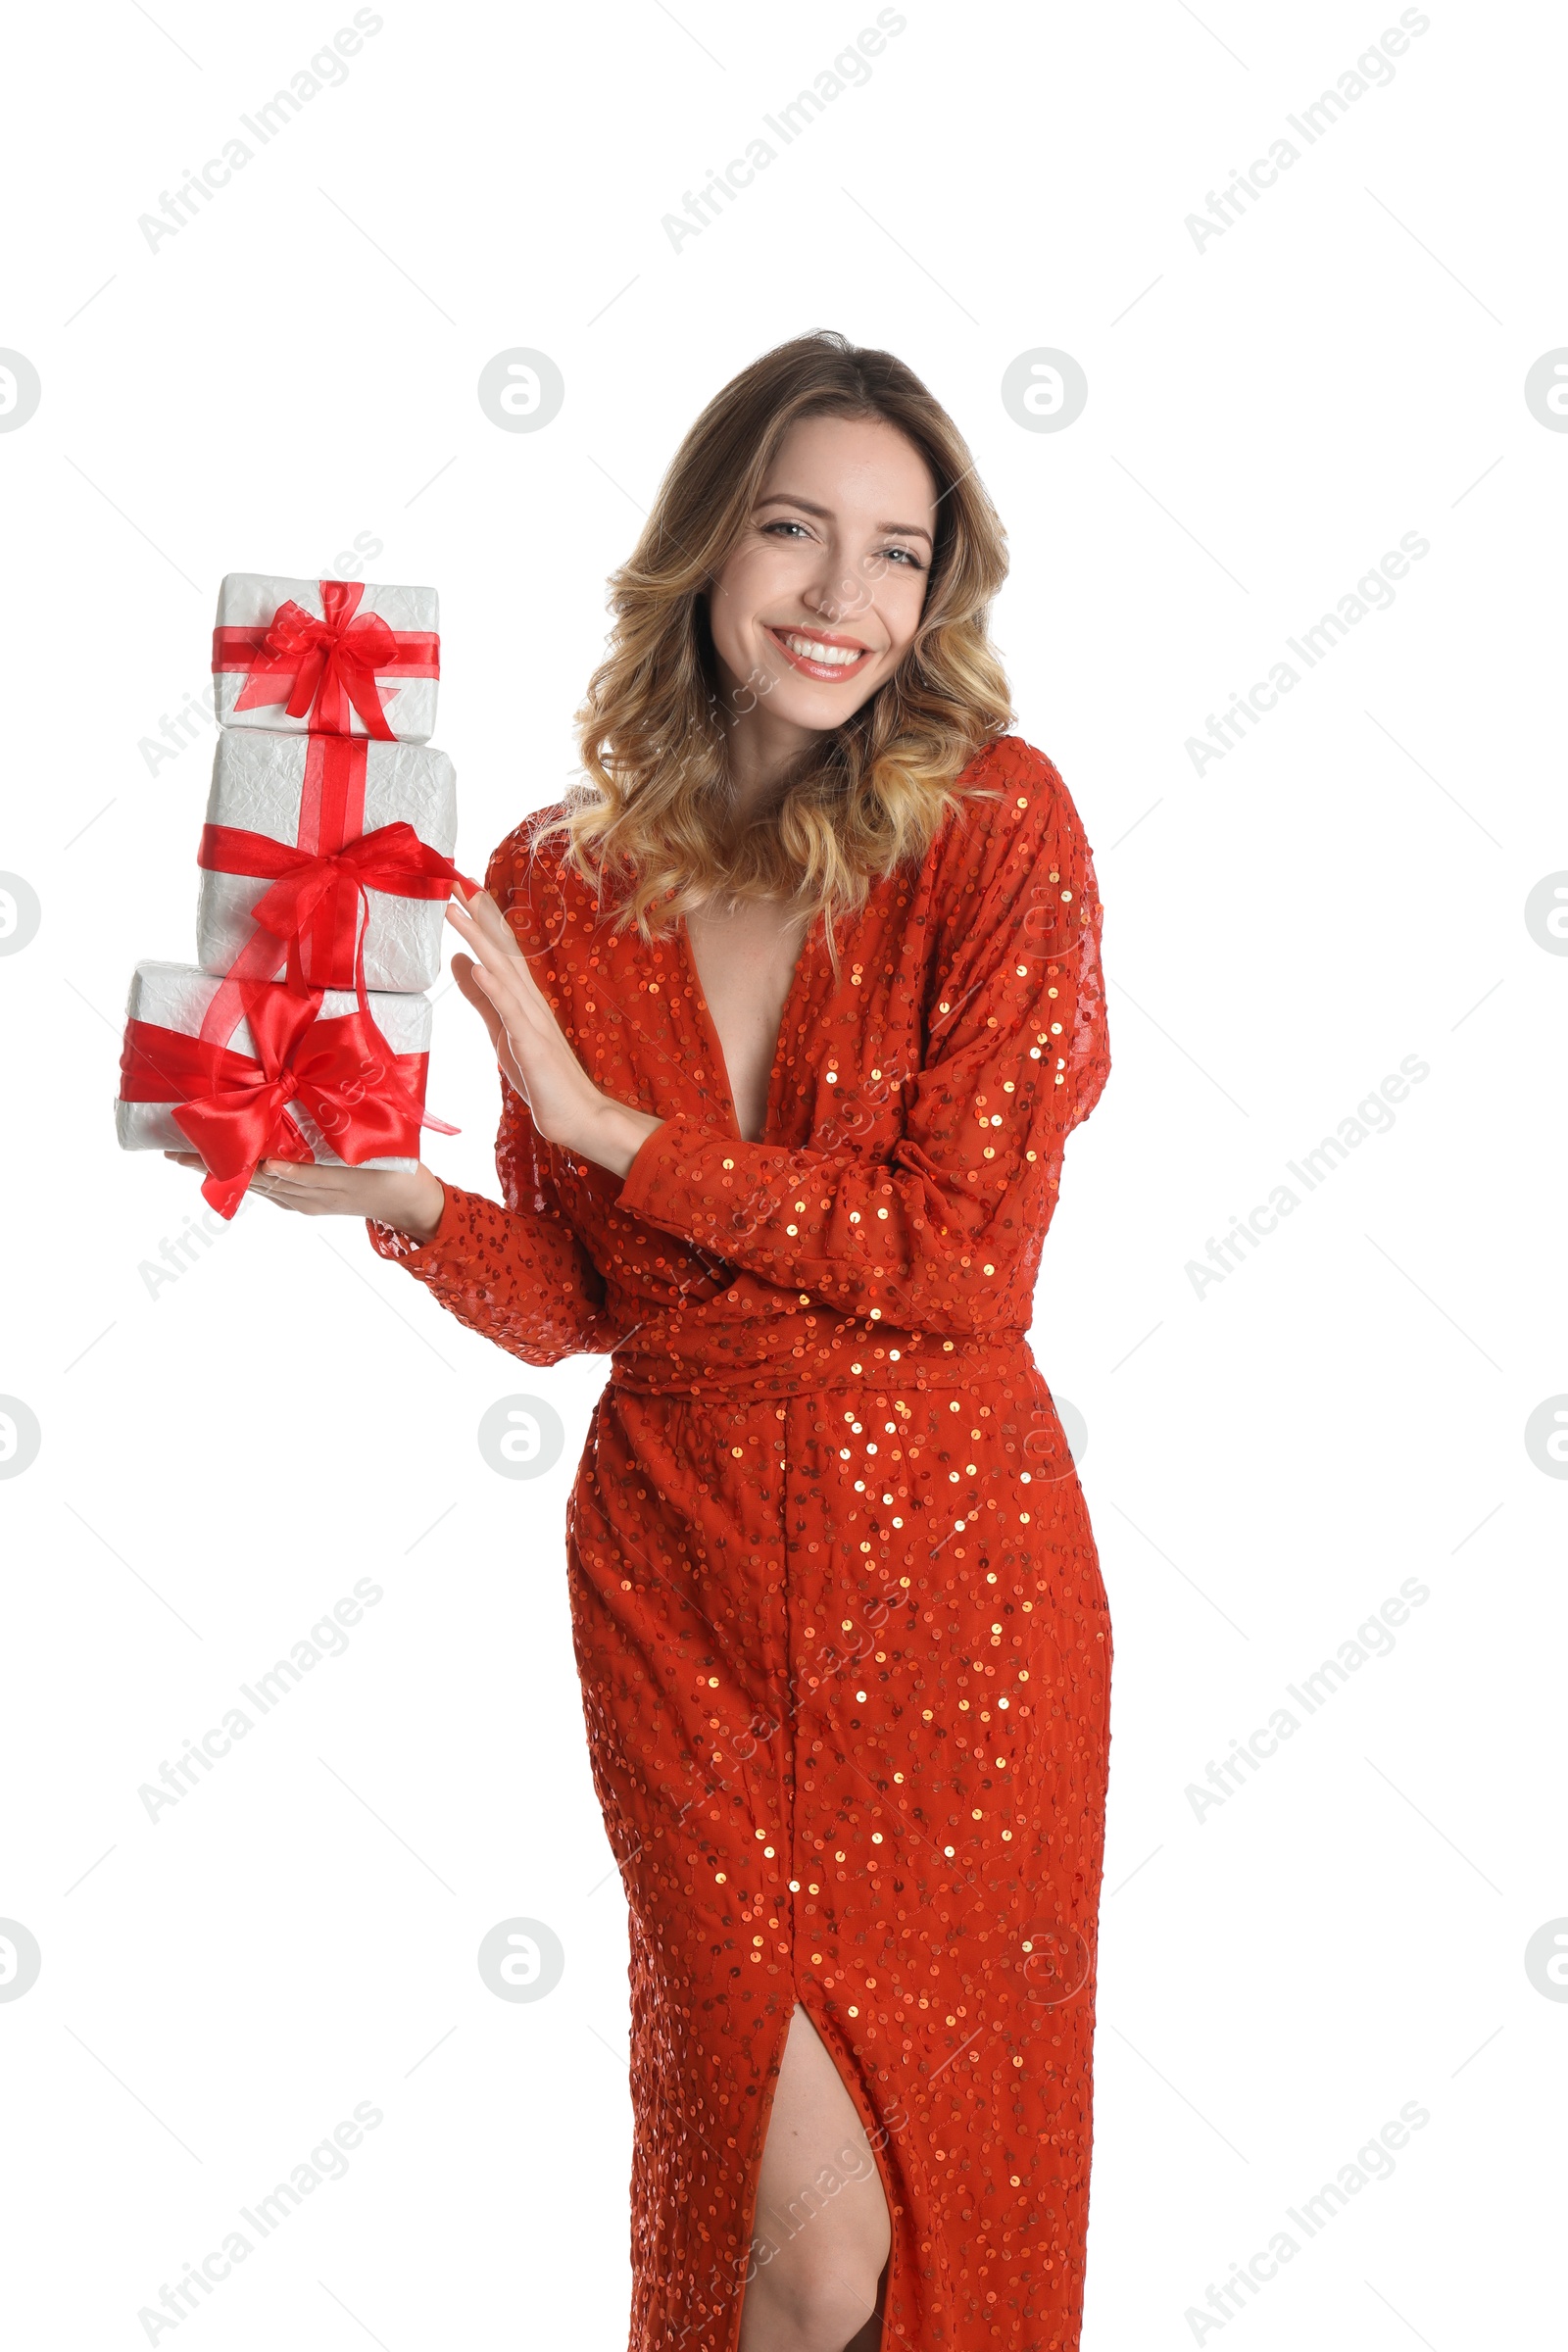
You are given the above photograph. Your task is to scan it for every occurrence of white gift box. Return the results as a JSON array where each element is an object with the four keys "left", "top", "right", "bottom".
[
  {"left": 212, "top": 572, "right": 439, "bottom": 743},
  {"left": 116, "top": 960, "right": 432, "bottom": 1174},
  {"left": 195, "top": 728, "right": 459, "bottom": 994}
]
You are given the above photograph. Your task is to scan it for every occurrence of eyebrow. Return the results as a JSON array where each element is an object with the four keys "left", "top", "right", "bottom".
[{"left": 754, "top": 492, "right": 933, "bottom": 549}]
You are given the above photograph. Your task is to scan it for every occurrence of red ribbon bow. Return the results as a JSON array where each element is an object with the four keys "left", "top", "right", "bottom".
[
  {"left": 121, "top": 984, "right": 429, "bottom": 1219},
  {"left": 197, "top": 818, "right": 477, "bottom": 1010},
  {"left": 157, "top": 583, "right": 462, "bottom": 1207},
  {"left": 232, "top": 580, "right": 401, "bottom": 738}
]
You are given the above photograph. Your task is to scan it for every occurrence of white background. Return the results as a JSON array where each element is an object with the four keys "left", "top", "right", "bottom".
[{"left": 2, "top": 2, "right": 1562, "bottom": 2345}]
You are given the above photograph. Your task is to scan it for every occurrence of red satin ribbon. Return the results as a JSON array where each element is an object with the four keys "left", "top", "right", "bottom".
[
  {"left": 197, "top": 818, "right": 477, "bottom": 1009},
  {"left": 121, "top": 983, "right": 432, "bottom": 1220},
  {"left": 158, "top": 583, "right": 462, "bottom": 1204},
  {"left": 214, "top": 579, "right": 439, "bottom": 738}
]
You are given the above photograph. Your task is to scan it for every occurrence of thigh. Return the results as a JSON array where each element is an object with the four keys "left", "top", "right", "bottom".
[{"left": 750, "top": 2006, "right": 892, "bottom": 2278}]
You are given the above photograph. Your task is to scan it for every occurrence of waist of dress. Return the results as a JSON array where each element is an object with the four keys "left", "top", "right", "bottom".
[{"left": 607, "top": 1304, "right": 1035, "bottom": 1401}]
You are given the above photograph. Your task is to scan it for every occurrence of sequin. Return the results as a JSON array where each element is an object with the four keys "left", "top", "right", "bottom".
[{"left": 368, "top": 736, "right": 1111, "bottom": 2350}]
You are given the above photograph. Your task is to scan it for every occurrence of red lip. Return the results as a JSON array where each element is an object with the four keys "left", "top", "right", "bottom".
[{"left": 765, "top": 624, "right": 876, "bottom": 682}]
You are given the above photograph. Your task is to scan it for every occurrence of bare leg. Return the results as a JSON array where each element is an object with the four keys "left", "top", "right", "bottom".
[
  {"left": 840, "top": 2280, "right": 889, "bottom": 2352},
  {"left": 737, "top": 2004, "right": 892, "bottom": 2352}
]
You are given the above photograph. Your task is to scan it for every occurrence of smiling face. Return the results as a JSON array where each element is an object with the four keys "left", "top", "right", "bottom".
[{"left": 706, "top": 412, "right": 940, "bottom": 774}]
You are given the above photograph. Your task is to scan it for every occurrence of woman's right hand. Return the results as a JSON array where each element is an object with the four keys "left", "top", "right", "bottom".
[
  {"left": 445, "top": 888, "right": 662, "bottom": 1178},
  {"left": 163, "top": 1152, "right": 446, "bottom": 1241}
]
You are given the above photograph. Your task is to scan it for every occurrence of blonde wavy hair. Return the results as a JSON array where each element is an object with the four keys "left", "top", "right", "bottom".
[{"left": 549, "top": 330, "right": 1013, "bottom": 936}]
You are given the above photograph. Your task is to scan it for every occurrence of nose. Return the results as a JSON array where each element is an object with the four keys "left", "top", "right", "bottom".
[
  {"left": 792, "top": 535, "right": 858, "bottom": 625},
  {"left": 800, "top": 577, "right": 849, "bottom": 624}
]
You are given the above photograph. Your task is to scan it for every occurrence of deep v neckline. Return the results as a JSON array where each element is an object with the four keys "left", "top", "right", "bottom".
[{"left": 675, "top": 910, "right": 816, "bottom": 1146}]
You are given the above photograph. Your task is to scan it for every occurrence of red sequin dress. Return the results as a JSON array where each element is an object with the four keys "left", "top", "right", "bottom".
[{"left": 369, "top": 734, "right": 1111, "bottom": 2350}]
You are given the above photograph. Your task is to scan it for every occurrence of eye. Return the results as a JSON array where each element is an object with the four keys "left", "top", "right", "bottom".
[
  {"left": 761, "top": 518, "right": 814, "bottom": 540},
  {"left": 881, "top": 545, "right": 925, "bottom": 568}
]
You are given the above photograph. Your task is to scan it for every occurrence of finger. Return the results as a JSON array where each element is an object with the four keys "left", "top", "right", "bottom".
[
  {"left": 255, "top": 1159, "right": 345, "bottom": 1200},
  {"left": 450, "top": 955, "right": 525, "bottom": 1088},
  {"left": 444, "top": 912, "right": 523, "bottom": 1006},
  {"left": 451, "top": 953, "right": 506, "bottom": 1043},
  {"left": 449, "top": 883, "right": 517, "bottom": 947},
  {"left": 445, "top": 896, "right": 511, "bottom": 978},
  {"left": 452, "top": 965, "right": 527, "bottom": 1095},
  {"left": 445, "top": 890, "right": 520, "bottom": 962},
  {"left": 464, "top": 959, "right": 546, "bottom": 1057},
  {"left": 463, "top": 964, "right": 535, "bottom": 1082},
  {"left": 250, "top": 1167, "right": 335, "bottom": 1211},
  {"left": 447, "top": 925, "right": 548, "bottom": 1049},
  {"left": 446, "top": 892, "right": 547, "bottom": 1003},
  {"left": 163, "top": 1152, "right": 208, "bottom": 1169}
]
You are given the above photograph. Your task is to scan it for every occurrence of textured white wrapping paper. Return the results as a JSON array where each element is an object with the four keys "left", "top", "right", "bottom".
[
  {"left": 212, "top": 572, "right": 439, "bottom": 742},
  {"left": 116, "top": 960, "right": 432, "bottom": 1172},
  {"left": 195, "top": 729, "right": 459, "bottom": 993}
]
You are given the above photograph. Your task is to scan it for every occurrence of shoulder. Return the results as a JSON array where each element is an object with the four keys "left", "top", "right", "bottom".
[
  {"left": 484, "top": 803, "right": 600, "bottom": 948},
  {"left": 484, "top": 801, "right": 570, "bottom": 894},
  {"left": 932, "top": 734, "right": 1091, "bottom": 898},
  {"left": 952, "top": 733, "right": 1079, "bottom": 829}
]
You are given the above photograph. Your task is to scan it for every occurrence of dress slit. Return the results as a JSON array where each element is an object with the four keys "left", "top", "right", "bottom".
[
  {"left": 727, "top": 1987, "right": 904, "bottom": 2352},
  {"left": 724, "top": 1999, "right": 795, "bottom": 2352},
  {"left": 783, "top": 1984, "right": 906, "bottom": 2349}
]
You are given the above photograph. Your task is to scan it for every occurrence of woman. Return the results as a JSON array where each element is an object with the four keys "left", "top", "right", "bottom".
[{"left": 189, "top": 333, "right": 1112, "bottom": 2352}]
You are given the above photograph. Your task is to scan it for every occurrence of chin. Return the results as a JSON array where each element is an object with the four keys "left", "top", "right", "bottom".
[
  {"left": 765, "top": 663, "right": 887, "bottom": 730},
  {"left": 770, "top": 680, "right": 866, "bottom": 729}
]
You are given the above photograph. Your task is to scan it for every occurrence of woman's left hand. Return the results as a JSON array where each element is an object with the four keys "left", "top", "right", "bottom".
[
  {"left": 446, "top": 885, "right": 662, "bottom": 1180},
  {"left": 163, "top": 1152, "right": 447, "bottom": 1234}
]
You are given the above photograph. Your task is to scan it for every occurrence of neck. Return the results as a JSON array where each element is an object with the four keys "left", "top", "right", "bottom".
[{"left": 723, "top": 706, "right": 823, "bottom": 823}]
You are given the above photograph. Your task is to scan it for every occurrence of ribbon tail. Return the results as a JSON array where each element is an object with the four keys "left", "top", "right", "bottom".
[
  {"left": 174, "top": 1092, "right": 310, "bottom": 1212},
  {"left": 319, "top": 655, "right": 352, "bottom": 735},
  {"left": 201, "top": 1124, "right": 316, "bottom": 1213},
  {"left": 201, "top": 1165, "right": 250, "bottom": 1221},
  {"left": 342, "top": 662, "right": 396, "bottom": 741},
  {"left": 232, "top": 660, "right": 294, "bottom": 715},
  {"left": 373, "top": 1049, "right": 460, "bottom": 1142},
  {"left": 353, "top": 889, "right": 371, "bottom": 1024},
  {"left": 383, "top": 1061, "right": 460, "bottom": 1141},
  {"left": 283, "top": 647, "right": 326, "bottom": 720}
]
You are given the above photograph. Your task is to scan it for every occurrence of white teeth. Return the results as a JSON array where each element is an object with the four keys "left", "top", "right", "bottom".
[{"left": 780, "top": 632, "right": 863, "bottom": 666}]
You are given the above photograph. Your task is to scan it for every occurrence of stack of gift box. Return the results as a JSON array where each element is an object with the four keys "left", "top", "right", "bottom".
[{"left": 116, "top": 572, "right": 470, "bottom": 1216}]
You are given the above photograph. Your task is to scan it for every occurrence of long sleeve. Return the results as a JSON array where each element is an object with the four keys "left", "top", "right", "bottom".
[
  {"left": 615, "top": 755, "right": 1107, "bottom": 1337},
  {"left": 368, "top": 1071, "right": 624, "bottom": 1365},
  {"left": 365, "top": 822, "right": 625, "bottom": 1368}
]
